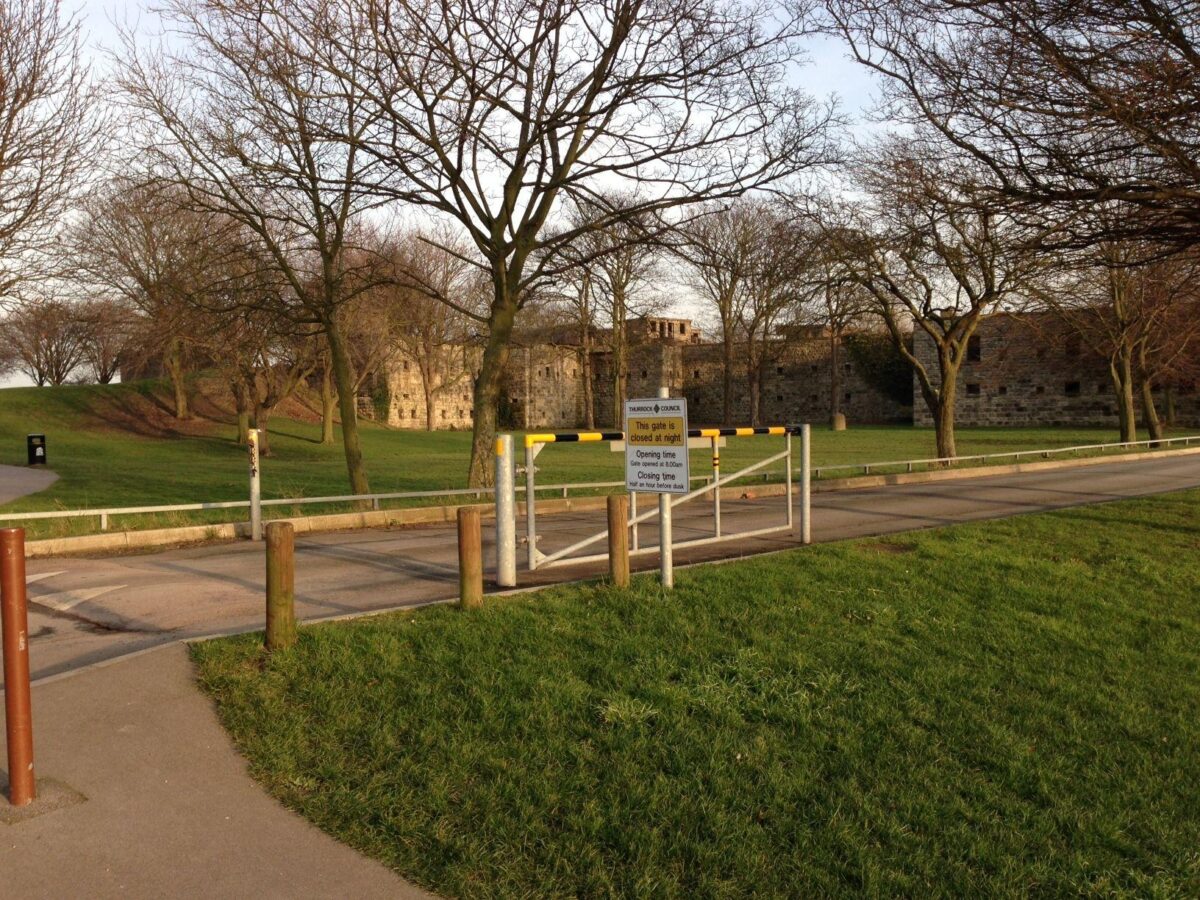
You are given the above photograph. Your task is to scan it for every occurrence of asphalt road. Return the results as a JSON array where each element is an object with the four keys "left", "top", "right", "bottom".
[{"left": 11, "top": 453, "right": 1200, "bottom": 684}]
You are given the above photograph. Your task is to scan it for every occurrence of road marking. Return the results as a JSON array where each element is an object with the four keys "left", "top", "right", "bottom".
[
  {"left": 33, "top": 585, "right": 126, "bottom": 612},
  {"left": 25, "top": 570, "right": 66, "bottom": 584}
]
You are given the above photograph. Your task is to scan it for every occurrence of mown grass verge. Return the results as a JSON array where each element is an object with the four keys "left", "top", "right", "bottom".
[{"left": 193, "top": 490, "right": 1200, "bottom": 898}]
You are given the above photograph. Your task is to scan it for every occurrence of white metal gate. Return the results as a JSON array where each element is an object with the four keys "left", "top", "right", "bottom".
[{"left": 493, "top": 424, "right": 811, "bottom": 584}]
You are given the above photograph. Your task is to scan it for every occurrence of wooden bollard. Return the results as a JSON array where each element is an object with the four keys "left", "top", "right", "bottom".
[
  {"left": 265, "top": 521, "right": 297, "bottom": 651},
  {"left": 457, "top": 506, "right": 483, "bottom": 609},
  {"left": 607, "top": 494, "right": 630, "bottom": 589}
]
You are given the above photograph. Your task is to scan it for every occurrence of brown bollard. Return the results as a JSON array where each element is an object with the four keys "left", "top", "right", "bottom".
[
  {"left": 457, "top": 506, "right": 483, "bottom": 609},
  {"left": 607, "top": 494, "right": 630, "bottom": 589},
  {"left": 1, "top": 528, "right": 36, "bottom": 807},
  {"left": 264, "top": 521, "right": 297, "bottom": 651}
]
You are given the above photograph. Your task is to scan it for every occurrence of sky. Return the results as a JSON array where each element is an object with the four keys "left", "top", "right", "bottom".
[{"left": 2, "top": 3, "right": 882, "bottom": 389}]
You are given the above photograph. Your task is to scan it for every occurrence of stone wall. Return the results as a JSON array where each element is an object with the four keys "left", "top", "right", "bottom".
[
  {"left": 911, "top": 312, "right": 1200, "bottom": 428},
  {"left": 383, "top": 345, "right": 479, "bottom": 430},
  {"left": 376, "top": 331, "right": 911, "bottom": 431}
]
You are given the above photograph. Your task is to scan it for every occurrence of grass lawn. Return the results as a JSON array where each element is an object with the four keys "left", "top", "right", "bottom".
[
  {"left": 0, "top": 378, "right": 1179, "bottom": 537},
  {"left": 193, "top": 490, "right": 1200, "bottom": 898}
]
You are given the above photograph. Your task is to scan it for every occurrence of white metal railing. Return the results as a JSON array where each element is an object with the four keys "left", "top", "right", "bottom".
[
  {"left": 1, "top": 432, "right": 1195, "bottom": 536},
  {"left": 811, "top": 434, "right": 1200, "bottom": 478}
]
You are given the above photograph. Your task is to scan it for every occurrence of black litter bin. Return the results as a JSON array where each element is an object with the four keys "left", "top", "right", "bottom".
[{"left": 27, "top": 434, "right": 47, "bottom": 466}]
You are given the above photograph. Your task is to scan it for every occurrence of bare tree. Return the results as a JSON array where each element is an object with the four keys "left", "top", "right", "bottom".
[
  {"left": 76, "top": 297, "right": 137, "bottom": 384},
  {"left": 0, "top": 298, "right": 89, "bottom": 386},
  {"left": 825, "top": 0, "right": 1200, "bottom": 248},
  {"left": 0, "top": 0, "right": 96, "bottom": 303},
  {"left": 72, "top": 181, "right": 220, "bottom": 419},
  {"left": 679, "top": 201, "right": 764, "bottom": 425},
  {"left": 831, "top": 140, "right": 1045, "bottom": 458},
  {"left": 386, "top": 237, "right": 475, "bottom": 431},
  {"left": 290, "top": 0, "right": 836, "bottom": 483},
  {"left": 739, "top": 209, "right": 812, "bottom": 426},
  {"left": 117, "top": 0, "right": 390, "bottom": 496}
]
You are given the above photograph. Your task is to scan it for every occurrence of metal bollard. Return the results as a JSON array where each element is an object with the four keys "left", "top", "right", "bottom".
[
  {"left": 494, "top": 435, "right": 517, "bottom": 588},
  {"left": 1, "top": 528, "right": 36, "bottom": 807}
]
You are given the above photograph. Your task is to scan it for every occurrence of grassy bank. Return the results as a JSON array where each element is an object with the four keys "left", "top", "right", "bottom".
[
  {"left": 194, "top": 490, "right": 1200, "bottom": 898},
  {"left": 0, "top": 379, "right": 1175, "bottom": 538}
]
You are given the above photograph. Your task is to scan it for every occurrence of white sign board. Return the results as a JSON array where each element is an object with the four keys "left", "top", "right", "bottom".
[{"left": 624, "top": 398, "right": 690, "bottom": 494}]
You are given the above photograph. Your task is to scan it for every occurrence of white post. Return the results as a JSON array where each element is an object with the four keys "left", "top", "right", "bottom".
[
  {"left": 248, "top": 428, "right": 263, "bottom": 542},
  {"left": 711, "top": 435, "right": 721, "bottom": 537},
  {"left": 657, "top": 386, "right": 673, "bottom": 589},
  {"left": 785, "top": 430, "right": 793, "bottom": 530},
  {"left": 800, "top": 423, "right": 811, "bottom": 545},
  {"left": 495, "top": 434, "right": 517, "bottom": 587},
  {"left": 629, "top": 491, "right": 639, "bottom": 551},
  {"left": 524, "top": 442, "right": 538, "bottom": 571}
]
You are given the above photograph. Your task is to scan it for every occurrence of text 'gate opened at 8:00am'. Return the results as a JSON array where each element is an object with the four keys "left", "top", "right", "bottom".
[{"left": 624, "top": 398, "right": 690, "bottom": 493}]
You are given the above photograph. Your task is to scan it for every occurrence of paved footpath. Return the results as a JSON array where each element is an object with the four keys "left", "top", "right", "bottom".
[
  {"left": 0, "top": 644, "right": 434, "bottom": 899},
  {"left": 0, "top": 463, "right": 57, "bottom": 505}
]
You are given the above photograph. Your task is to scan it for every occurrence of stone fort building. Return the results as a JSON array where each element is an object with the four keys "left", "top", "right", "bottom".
[
  {"left": 374, "top": 310, "right": 1200, "bottom": 432},
  {"left": 911, "top": 311, "right": 1200, "bottom": 429},
  {"left": 376, "top": 316, "right": 911, "bottom": 430}
]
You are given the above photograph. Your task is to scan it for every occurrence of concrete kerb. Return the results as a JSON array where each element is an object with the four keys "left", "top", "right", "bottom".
[{"left": 21, "top": 444, "right": 1200, "bottom": 560}]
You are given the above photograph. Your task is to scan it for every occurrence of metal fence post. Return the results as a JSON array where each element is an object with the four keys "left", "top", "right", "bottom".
[
  {"left": 248, "top": 429, "right": 263, "bottom": 541},
  {"left": 629, "top": 491, "right": 639, "bottom": 551},
  {"left": 712, "top": 435, "right": 721, "bottom": 537},
  {"left": 657, "top": 386, "right": 674, "bottom": 589},
  {"left": 495, "top": 435, "right": 517, "bottom": 587},
  {"left": 800, "top": 423, "right": 812, "bottom": 545},
  {"left": 524, "top": 441, "right": 538, "bottom": 571},
  {"left": 785, "top": 429, "right": 793, "bottom": 530},
  {"left": 1, "top": 528, "right": 36, "bottom": 807}
]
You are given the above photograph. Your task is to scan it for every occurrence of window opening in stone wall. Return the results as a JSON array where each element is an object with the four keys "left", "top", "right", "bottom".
[
  {"left": 967, "top": 335, "right": 981, "bottom": 362},
  {"left": 966, "top": 383, "right": 981, "bottom": 396},
  {"left": 776, "top": 366, "right": 784, "bottom": 374},
  {"left": 998, "top": 385, "right": 1008, "bottom": 396},
  {"left": 1035, "top": 385, "right": 1045, "bottom": 395},
  {"left": 844, "top": 392, "right": 852, "bottom": 403},
  {"left": 693, "top": 369, "right": 700, "bottom": 379},
  {"left": 641, "top": 369, "right": 647, "bottom": 378},
  {"left": 1065, "top": 381, "right": 1081, "bottom": 397}
]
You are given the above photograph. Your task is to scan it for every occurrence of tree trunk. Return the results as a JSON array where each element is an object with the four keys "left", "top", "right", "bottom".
[
  {"left": 829, "top": 328, "right": 841, "bottom": 424},
  {"left": 1110, "top": 351, "right": 1137, "bottom": 443},
  {"left": 932, "top": 348, "right": 959, "bottom": 459},
  {"left": 232, "top": 379, "right": 251, "bottom": 445},
  {"left": 1141, "top": 378, "right": 1164, "bottom": 442},
  {"left": 581, "top": 335, "right": 595, "bottom": 430},
  {"left": 324, "top": 320, "right": 370, "bottom": 498},
  {"left": 611, "top": 319, "right": 626, "bottom": 429},
  {"left": 721, "top": 321, "right": 735, "bottom": 427},
  {"left": 747, "top": 342, "right": 762, "bottom": 427},
  {"left": 466, "top": 298, "right": 519, "bottom": 488},
  {"left": 423, "top": 377, "right": 435, "bottom": 432},
  {"left": 164, "top": 340, "right": 190, "bottom": 420},
  {"left": 320, "top": 362, "right": 335, "bottom": 444},
  {"left": 253, "top": 403, "right": 273, "bottom": 456}
]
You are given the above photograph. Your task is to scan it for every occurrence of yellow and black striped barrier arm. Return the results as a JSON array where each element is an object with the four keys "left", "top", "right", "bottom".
[{"left": 522, "top": 425, "right": 800, "bottom": 448}]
